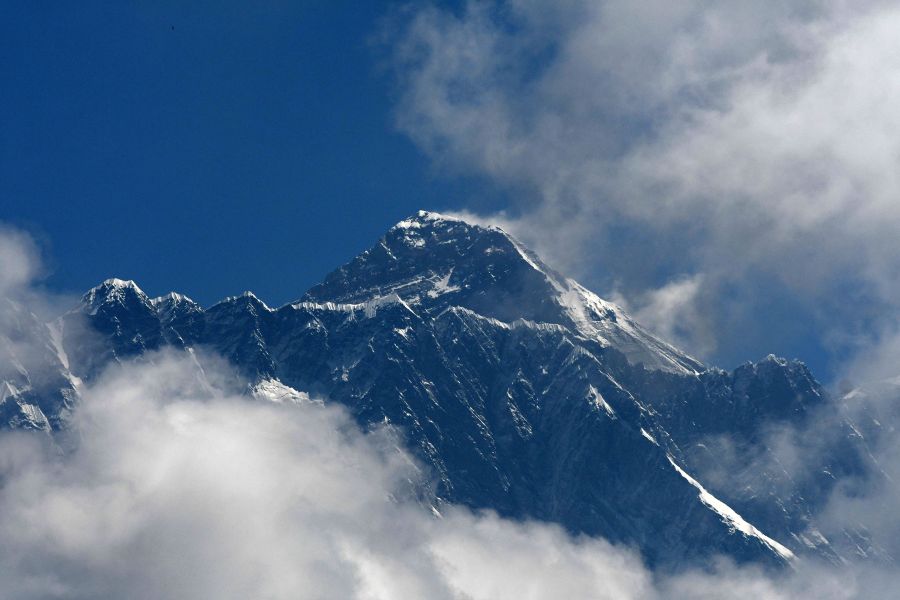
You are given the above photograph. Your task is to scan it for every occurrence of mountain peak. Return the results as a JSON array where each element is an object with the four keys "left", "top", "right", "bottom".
[
  {"left": 305, "top": 210, "right": 703, "bottom": 374},
  {"left": 304, "top": 209, "right": 554, "bottom": 308},
  {"left": 212, "top": 291, "right": 271, "bottom": 310},
  {"left": 386, "top": 209, "right": 508, "bottom": 252},
  {"left": 151, "top": 292, "right": 202, "bottom": 327},
  {"left": 96, "top": 277, "right": 144, "bottom": 295},
  {"left": 81, "top": 278, "right": 149, "bottom": 313},
  {"left": 392, "top": 209, "right": 472, "bottom": 230},
  {"left": 150, "top": 291, "right": 195, "bottom": 306}
]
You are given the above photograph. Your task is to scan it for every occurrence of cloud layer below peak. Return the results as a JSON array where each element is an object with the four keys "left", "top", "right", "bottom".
[{"left": 0, "top": 350, "right": 885, "bottom": 600}]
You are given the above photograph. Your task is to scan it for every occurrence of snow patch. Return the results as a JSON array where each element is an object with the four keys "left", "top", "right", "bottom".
[
  {"left": 427, "top": 269, "right": 460, "bottom": 299},
  {"left": 214, "top": 292, "right": 274, "bottom": 312},
  {"left": 364, "top": 293, "right": 402, "bottom": 319},
  {"left": 150, "top": 292, "right": 195, "bottom": 306},
  {"left": 505, "top": 235, "right": 546, "bottom": 274},
  {"left": 103, "top": 278, "right": 143, "bottom": 293},
  {"left": 82, "top": 278, "right": 148, "bottom": 314},
  {"left": 667, "top": 455, "right": 795, "bottom": 561},
  {"left": 393, "top": 210, "right": 465, "bottom": 230},
  {"left": 588, "top": 385, "right": 616, "bottom": 418},
  {"left": 252, "top": 379, "right": 319, "bottom": 406},
  {"left": 47, "top": 318, "right": 69, "bottom": 371},
  {"left": 0, "top": 381, "right": 21, "bottom": 402}
]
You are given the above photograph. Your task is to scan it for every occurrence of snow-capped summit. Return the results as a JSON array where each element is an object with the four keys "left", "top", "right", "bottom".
[
  {"left": 392, "top": 209, "right": 468, "bottom": 228},
  {"left": 305, "top": 210, "right": 702, "bottom": 373},
  {"left": 81, "top": 278, "right": 148, "bottom": 313},
  {"left": 150, "top": 291, "right": 196, "bottom": 307},
  {"left": 67, "top": 276, "right": 164, "bottom": 374}
]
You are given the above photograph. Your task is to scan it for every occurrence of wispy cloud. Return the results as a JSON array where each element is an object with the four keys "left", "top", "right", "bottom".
[
  {"left": 611, "top": 274, "right": 713, "bottom": 356},
  {"left": 0, "top": 225, "right": 43, "bottom": 300},
  {"left": 384, "top": 0, "right": 900, "bottom": 370}
]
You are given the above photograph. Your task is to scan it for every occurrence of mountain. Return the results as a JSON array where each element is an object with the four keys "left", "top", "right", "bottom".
[
  {"left": 0, "top": 297, "right": 79, "bottom": 431},
  {"left": 0, "top": 210, "right": 882, "bottom": 568},
  {"left": 304, "top": 212, "right": 703, "bottom": 375}
]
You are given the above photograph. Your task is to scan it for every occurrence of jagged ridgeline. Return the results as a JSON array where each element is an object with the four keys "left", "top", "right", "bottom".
[{"left": 0, "top": 211, "right": 880, "bottom": 568}]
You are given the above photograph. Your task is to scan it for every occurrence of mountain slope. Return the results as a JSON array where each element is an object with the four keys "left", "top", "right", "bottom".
[
  {"left": 305, "top": 211, "right": 703, "bottom": 374},
  {"left": 3, "top": 210, "right": 878, "bottom": 567},
  {"left": 0, "top": 298, "right": 79, "bottom": 431}
]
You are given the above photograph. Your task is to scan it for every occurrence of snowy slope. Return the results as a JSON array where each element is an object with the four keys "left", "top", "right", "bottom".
[{"left": 305, "top": 211, "right": 703, "bottom": 374}]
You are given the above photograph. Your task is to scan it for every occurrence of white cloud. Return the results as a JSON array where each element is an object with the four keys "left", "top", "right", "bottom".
[
  {"left": 1, "top": 349, "right": 889, "bottom": 600},
  {"left": 0, "top": 226, "right": 75, "bottom": 422},
  {"left": 385, "top": 0, "right": 900, "bottom": 367},
  {"left": 0, "top": 352, "right": 662, "bottom": 599},
  {"left": 613, "top": 274, "right": 713, "bottom": 356},
  {"left": 0, "top": 225, "right": 42, "bottom": 300}
]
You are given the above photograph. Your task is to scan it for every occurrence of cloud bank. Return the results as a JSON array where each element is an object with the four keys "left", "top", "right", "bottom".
[
  {"left": 385, "top": 0, "right": 900, "bottom": 371},
  {"left": 0, "top": 331, "right": 668, "bottom": 599},
  {"left": 0, "top": 350, "right": 884, "bottom": 600}
]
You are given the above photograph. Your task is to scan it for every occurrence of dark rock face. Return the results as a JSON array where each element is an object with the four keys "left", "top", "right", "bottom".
[{"left": 1, "top": 211, "right": 880, "bottom": 568}]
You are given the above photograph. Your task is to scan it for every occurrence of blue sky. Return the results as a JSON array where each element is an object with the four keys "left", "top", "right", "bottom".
[
  {"left": 1, "top": 1, "right": 482, "bottom": 305},
  {"left": 4, "top": 1, "right": 900, "bottom": 382}
]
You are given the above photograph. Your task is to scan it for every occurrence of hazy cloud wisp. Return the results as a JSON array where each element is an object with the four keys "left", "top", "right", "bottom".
[{"left": 385, "top": 0, "right": 900, "bottom": 370}]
